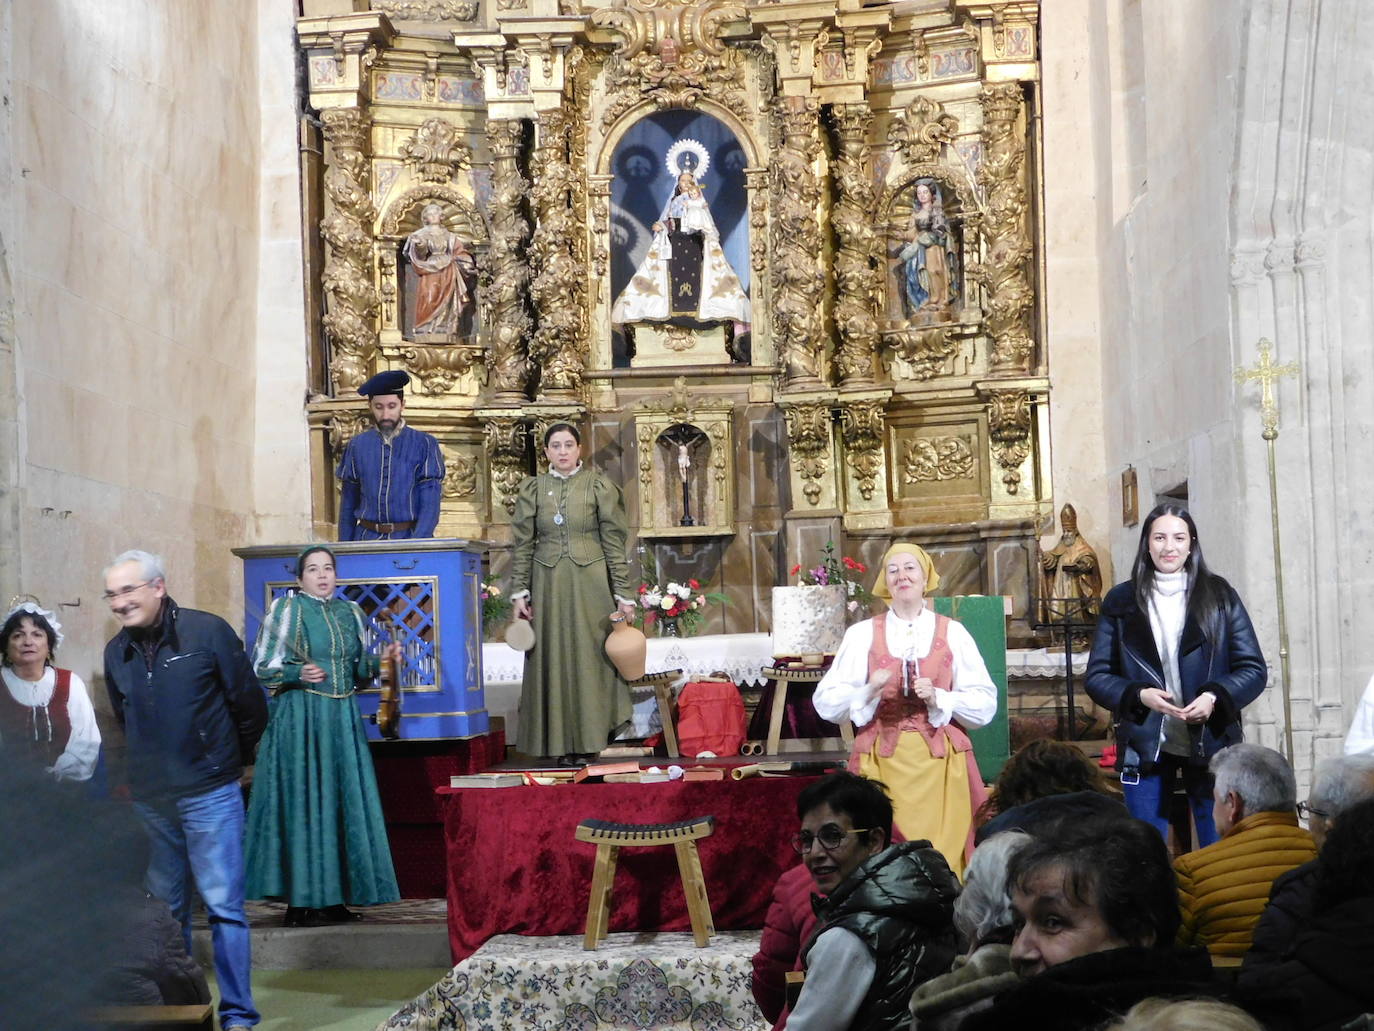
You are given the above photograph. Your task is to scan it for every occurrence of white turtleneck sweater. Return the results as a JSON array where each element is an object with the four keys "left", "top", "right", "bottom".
[{"left": 1147, "top": 569, "right": 1190, "bottom": 756}]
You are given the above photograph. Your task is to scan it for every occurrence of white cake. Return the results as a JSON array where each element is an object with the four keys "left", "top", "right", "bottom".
[{"left": 771, "top": 585, "right": 846, "bottom": 657}]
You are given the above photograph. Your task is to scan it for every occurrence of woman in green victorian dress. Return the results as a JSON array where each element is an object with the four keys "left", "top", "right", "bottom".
[
  {"left": 245, "top": 546, "right": 400, "bottom": 927},
  {"left": 511, "top": 423, "right": 638, "bottom": 761}
]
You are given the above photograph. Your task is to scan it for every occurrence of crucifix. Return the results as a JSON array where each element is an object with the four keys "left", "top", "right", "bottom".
[
  {"left": 1234, "top": 337, "right": 1301, "bottom": 761},
  {"left": 659, "top": 423, "right": 706, "bottom": 526}
]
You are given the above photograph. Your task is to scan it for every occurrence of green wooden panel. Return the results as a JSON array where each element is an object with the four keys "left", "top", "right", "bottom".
[{"left": 931, "top": 596, "right": 1009, "bottom": 783}]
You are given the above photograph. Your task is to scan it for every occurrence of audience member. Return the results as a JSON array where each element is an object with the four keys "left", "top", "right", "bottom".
[
  {"left": 784, "top": 772, "right": 959, "bottom": 1031},
  {"left": 1247, "top": 796, "right": 1374, "bottom": 1030},
  {"left": 103, "top": 549, "right": 268, "bottom": 1031},
  {"left": 1102, "top": 998, "right": 1263, "bottom": 1031},
  {"left": 958, "top": 816, "right": 1218, "bottom": 1031},
  {"left": 1238, "top": 753, "right": 1374, "bottom": 991},
  {"left": 0, "top": 601, "right": 101, "bottom": 783},
  {"left": 1174, "top": 744, "right": 1315, "bottom": 958},
  {"left": 910, "top": 831, "right": 1030, "bottom": 1030},
  {"left": 975, "top": 738, "right": 1125, "bottom": 843},
  {"left": 752, "top": 863, "right": 819, "bottom": 1030}
]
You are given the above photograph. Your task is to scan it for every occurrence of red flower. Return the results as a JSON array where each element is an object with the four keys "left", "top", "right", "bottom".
[
  {"left": 790, "top": 564, "right": 801, "bottom": 576},
  {"left": 854, "top": 561, "right": 866, "bottom": 573},
  {"left": 689, "top": 578, "right": 700, "bottom": 590}
]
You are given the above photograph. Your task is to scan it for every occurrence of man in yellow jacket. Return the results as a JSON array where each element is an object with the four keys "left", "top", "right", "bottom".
[{"left": 1174, "top": 743, "right": 1316, "bottom": 959}]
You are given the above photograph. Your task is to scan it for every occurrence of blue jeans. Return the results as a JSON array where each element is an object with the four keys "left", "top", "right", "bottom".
[
  {"left": 1123, "top": 756, "right": 1218, "bottom": 850},
  {"left": 135, "top": 781, "right": 258, "bottom": 1028}
]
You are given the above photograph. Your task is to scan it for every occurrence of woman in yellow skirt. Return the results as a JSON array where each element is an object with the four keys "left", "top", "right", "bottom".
[{"left": 813, "top": 543, "right": 996, "bottom": 876}]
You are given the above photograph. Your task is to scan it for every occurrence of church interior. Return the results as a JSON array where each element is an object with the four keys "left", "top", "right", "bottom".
[{"left": 3, "top": 0, "right": 1374, "bottom": 1028}]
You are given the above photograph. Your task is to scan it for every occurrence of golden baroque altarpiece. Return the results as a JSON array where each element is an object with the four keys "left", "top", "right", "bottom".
[{"left": 298, "top": 0, "right": 1049, "bottom": 639}]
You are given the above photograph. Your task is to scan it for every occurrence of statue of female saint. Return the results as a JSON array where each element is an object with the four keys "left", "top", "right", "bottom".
[
  {"left": 404, "top": 203, "right": 478, "bottom": 337},
  {"left": 896, "top": 179, "right": 959, "bottom": 319},
  {"left": 611, "top": 140, "right": 750, "bottom": 326}
]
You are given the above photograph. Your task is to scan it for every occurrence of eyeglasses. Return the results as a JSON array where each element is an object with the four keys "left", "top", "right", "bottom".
[
  {"left": 102, "top": 581, "right": 153, "bottom": 603},
  {"left": 791, "top": 825, "right": 874, "bottom": 855},
  {"left": 1297, "top": 800, "right": 1330, "bottom": 820}
]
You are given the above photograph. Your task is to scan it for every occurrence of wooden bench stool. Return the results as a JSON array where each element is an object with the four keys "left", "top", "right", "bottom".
[
  {"left": 760, "top": 664, "right": 854, "bottom": 755},
  {"left": 575, "top": 815, "right": 716, "bottom": 950},
  {"left": 84, "top": 1003, "right": 214, "bottom": 1030},
  {"left": 627, "top": 669, "right": 684, "bottom": 758}
]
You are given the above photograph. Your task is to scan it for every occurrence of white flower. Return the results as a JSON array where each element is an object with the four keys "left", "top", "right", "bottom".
[
  {"left": 659, "top": 596, "right": 675, "bottom": 611},
  {"left": 641, "top": 590, "right": 663, "bottom": 608},
  {"left": 674, "top": 582, "right": 692, "bottom": 599}
]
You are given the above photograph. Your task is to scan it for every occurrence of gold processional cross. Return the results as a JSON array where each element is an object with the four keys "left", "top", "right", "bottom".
[{"left": 1234, "top": 338, "right": 1301, "bottom": 761}]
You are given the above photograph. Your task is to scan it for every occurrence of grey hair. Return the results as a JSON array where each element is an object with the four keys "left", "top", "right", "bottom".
[
  {"left": 1209, "top": 743, "right": 1296, "bottom": 814},
  {"left": 104, "top": 550, "right": 167, "bottom": 584},
  {"left": 954, "top": 830, "right": 1032, "bottom": 949},
  {"left": 1310, "top": 754, "right": 1374, "bottom": 820}
]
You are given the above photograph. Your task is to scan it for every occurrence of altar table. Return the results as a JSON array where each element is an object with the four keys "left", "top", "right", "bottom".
[
  {"left": 438, "top": 775, "right": 816, "bottom": 961},
  {"left": 381, "top": 932, "right": 768, "bottom": 1031}
]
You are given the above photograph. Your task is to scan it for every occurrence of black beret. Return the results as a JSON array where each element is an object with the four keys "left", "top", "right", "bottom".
[{"left": 358, "top": 370, "right": 411, "bottom": 398}]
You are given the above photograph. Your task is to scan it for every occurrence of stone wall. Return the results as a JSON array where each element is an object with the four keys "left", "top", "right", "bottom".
[{"left": 0, "top": 0, "right": 309, "bottom": 698}]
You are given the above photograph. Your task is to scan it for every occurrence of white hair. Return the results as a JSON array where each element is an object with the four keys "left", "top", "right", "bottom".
[
  {"left": 1310, "top": 754, "right": 1374, "bottom": 820},
  {"left": 955, "top": 830, "right": 1032, "bottom": 949},
  {"left": 104, "top": 550, "right": 167, "bottom": 584},
  {"left": 1210, "top": 743, "right": 1296, "bottom": 814}
]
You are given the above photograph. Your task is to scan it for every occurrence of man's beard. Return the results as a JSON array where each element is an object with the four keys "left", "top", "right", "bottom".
[{"left": 376, "top": 418, "right": 399, "bottom": 432}]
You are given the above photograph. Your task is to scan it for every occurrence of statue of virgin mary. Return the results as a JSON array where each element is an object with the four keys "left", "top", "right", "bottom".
[{"left": 611, "top": 140, "right": 751, "bottom": 326}]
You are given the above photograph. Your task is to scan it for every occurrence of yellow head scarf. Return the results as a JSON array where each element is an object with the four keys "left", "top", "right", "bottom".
[{"left": 872, "top": 542, "right": 941, "bottom": 600}]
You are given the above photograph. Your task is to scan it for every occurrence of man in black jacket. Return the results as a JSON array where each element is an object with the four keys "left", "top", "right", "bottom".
[
  {"left": 103, "top": 550, "right": 268, "bottom": 1031},
  {"left": 785, "top": 772, "right": 960, "bottom": 1031}
]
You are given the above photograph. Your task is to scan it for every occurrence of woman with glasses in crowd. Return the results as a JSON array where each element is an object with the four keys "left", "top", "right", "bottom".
[
  {"left": 814, "top": 543, "right": 997, "bottom": 877},
  {"left": 0, "top": 601, "right": 100, "bottom": 784},
  {"left": 1086, "top": 504, "right": 1266, "bottom": 848}
]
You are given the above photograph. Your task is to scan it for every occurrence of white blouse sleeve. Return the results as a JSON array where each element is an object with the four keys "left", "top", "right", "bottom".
[
  {"left": 51, "top": 672, "right": 101, "bottom": 782},
  {"left": 813, "top": 621, "right": 880, "bottom": 726},
  {"left": 924, "top": 619, "right": 998, "bottom": 730}
]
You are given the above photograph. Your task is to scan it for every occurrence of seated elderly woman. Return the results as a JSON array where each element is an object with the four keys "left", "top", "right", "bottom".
[
  {"left": 910, "top": 830, "right": 1030, "bottom": 1030},
  {"left": 0, "top": 601, "right": 100, "bottom": 783},
  {"left": 957, "top": 816, "right": 1221, "bottom": 1031},
  {"left": 975, "top": 738, "right": 1125, "bottom": 843}
]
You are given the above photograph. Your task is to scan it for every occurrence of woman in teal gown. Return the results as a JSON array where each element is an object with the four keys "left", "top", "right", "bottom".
[{"left": 245, "top": 546, "right": 400, "bottom": 926}]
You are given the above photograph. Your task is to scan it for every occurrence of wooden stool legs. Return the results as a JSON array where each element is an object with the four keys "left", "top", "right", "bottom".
[
  {"left": 583, "top": 842, "right": 620, "bottom": 950},
  {"left": 581, "top": 838, "right": 715, "bottom": 950},
  {"left": 674, "top": 839, "right": 715, "bottom": 947}
]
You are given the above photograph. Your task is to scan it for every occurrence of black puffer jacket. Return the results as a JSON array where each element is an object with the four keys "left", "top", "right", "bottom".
[
  {"left": 1085, "top": 579, "right": 1266, "bottom": 772},
  {"left": 105, "top": 598, "right": 268, "bottom": 801},
  {"left": 804, "top": 841, "right": 960, "bottom": 1031}
]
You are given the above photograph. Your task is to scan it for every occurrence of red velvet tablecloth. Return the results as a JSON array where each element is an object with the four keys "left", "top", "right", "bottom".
[{"left": 438, "top": 776, "right": 818, "bottom": 961}]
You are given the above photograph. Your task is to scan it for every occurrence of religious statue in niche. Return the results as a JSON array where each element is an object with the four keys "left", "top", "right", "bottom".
[
  {"left": 1038, "top": 503, "right": 1104, "bottom": 626},
  {"left": 612, "top": 140, "right": 751, "bottom": 328},
  {"left": 893, "top": 178, "right": 960, "bottom": 322},
  {"left": 402, "top": 203, "right": 478, "bottom": 340}
]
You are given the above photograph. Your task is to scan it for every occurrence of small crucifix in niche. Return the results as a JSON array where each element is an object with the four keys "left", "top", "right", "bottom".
[{"left": 658, "top": 423, "right": 708, "bottom": 527}]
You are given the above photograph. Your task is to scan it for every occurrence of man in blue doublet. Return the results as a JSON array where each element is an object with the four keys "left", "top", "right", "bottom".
[{"left": 336, "top": 370, "right": 445, "bottom": 541}]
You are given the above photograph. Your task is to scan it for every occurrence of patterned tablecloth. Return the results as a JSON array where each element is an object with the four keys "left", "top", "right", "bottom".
[{"left": 379, "top": 931, "right": 768, "bottom": 1031}]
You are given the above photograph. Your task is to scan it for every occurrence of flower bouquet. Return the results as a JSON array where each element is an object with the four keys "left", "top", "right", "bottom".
[
  {"left": 791, "top": 541, "right": 875, "bottom": 615},
  {"left": 480, "top": 580, "right": 512, "bottom": 641},
  {"left": 636, "top": 577, "right": 728, "bottom": 637}
]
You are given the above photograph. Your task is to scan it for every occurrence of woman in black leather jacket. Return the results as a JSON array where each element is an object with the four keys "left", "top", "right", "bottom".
[{"left": 1085, "top": 504, "right": 1266, "bottom": 848}]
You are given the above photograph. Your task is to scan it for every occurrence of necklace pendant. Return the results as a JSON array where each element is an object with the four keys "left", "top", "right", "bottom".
[{"left": 553, "top": 512, "right": 564, "bottom": 525}]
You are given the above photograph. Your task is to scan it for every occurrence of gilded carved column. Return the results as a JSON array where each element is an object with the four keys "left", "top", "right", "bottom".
[
  {"left": 320, "top": 108, "right": 380, "bottom": 393},
  {"left": 481, "top": 415, "right": 531, "bottom": 520},
  {"left": 483, "top": 119, "right": 533, "bottom": 402},
  {"left": 985, "top": 387, "right": 1032, "bottom": 494},
  {"left": 839, "top": 398, "right": 884, "bottom": 502},
  {"left": 781, "top": 400, "right": 838, "bottom": 509},
  {"left": 771, "top": 99, "right": 826, "bottom": 389},
  {"left": 972, "top": 83, "right": 1034, "bottom": 375},
  {"left": 828, "top": 104, "right": 879, "bottom": 387},
  {"left": 528, "top": 107, "right": 585, "bottom": 399}
]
